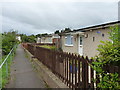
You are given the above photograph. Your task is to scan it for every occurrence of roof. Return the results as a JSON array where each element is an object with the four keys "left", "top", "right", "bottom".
[
  {"left": 40, "top": 34, "right": 59, "bottom": 38},
  {"left": 73, "top": 21, "right": 120, "bottom": 32},
  {"left": 59, "top": 21, "right": 120, "bottom": 36}
]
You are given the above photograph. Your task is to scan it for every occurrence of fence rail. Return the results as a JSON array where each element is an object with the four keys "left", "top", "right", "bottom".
[
  {"left": 35, "top": 43, "right": 55, "bottom": 46},
  {"left": 22, "top": 43, "right": 120, "bottom": 89},
  {"left": 0, "top": 45, "right": 17, "bottom": 88}
]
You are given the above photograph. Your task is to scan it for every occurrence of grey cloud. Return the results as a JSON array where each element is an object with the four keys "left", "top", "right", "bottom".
[{"left": 2, "top": 2, "right": 118, "bottom": 35}]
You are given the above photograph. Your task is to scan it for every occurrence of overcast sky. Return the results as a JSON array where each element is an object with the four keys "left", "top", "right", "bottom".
[{"left": 1, "top": 0, "right": 119, "bottom": 35}]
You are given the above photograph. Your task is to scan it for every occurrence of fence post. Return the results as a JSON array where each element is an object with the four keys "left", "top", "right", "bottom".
[
  {"left": 90, "top": 59, "right": 94, "bottom": 88},
  {"left": 11, "top": 52, "right": 13, "bottom": 60},
  {"left": 78, "top": 55, "right": 82, "bottom": 88},
  {"left": 6, "top": 61, "right": 8, "bottom": 77},
  {"left": 82, "top": 59, "right": 85, "bottom": 88},
  {"left": 34, "top": 45, "right": 36, "bottom": 57},
  {"left": 0, "top": 78, "right": 2, "bottom": 89},
  {"left": 82, "top": 56, "right": 88, "bottom": 88}
]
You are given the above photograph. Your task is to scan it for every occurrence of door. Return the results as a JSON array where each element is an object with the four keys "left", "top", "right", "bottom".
[{"left": 78, "top": 36, "right": 83, "bottom": 55}]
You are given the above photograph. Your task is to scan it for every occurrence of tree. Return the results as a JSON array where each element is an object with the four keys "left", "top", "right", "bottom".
[
  {"left": 2, "top": 31, "right": 18, "bottom": 55},
  {"left": 64, "top": 28, "right": 71, "bottom": 32},
  {"left": 20, "top": 34, "right": 36, "bottom": 43},
  {"left": 92, "top": 25, "right": 120, "bottom": 89},
  {"left": 61, "top": 28, "right": 71, "bottom": 33},
  {"left": 54, "top": 30, "right": 59, "bottom": 34},
  {"left": 0, "top": 33, "right": 2, "bottom": 49},
  {"left": 41, "top": 33, "right": 48, "bottom": 37},
  {"left": 97, "top": 25, "right": 120, "bottom": 66},
  {"left": 36, "top": 34, "right": 42, "bottom": 38}
]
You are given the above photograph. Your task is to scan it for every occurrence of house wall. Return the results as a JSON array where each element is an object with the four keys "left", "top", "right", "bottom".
[
  {"left": 41, "top": 37, "right": 52, "bottom": 43},
  {"left": 37, "top": 37, "right": 41, "bottom": 43},
  {"left": 45, "top": 37, "right": 52, "bottom": 43},
  {"left": 83, "top": 28, "right": 111, "bottom": 58},
  {"left": 52, "top": 38, "right": 60, "bottom": 44},
  {"left": 41, "top": 38, "right": 45, "bottom": 43},
  {"left": 61, "top": 28, "right": 112, "bottom": 58},
  {"left": 16, "top": 36, "right": 21, "bottom": 42},
  {"left": 61, "top": 35, "right": 79, "bottom": 54}
]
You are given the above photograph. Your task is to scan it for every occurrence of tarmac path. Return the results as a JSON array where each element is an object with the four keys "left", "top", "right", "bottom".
[{"left": 6, "top": 44, "right": 46, "bottom": 88}]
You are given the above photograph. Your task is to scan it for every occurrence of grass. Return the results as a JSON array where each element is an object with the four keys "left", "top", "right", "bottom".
[
  {"left": 39, "top": 45, "right": 57, "bottom": 50},
  {"left": 1, "top": 53, "right": 14, "bottom": 88},
  {"left": 1, "top": 45, "right": 17, "bottom": 88}
]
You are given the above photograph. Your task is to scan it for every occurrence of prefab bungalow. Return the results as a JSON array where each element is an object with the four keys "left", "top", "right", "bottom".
[
  {"left": 36, "top": 34, "right": 60, "bottom": 44},
  {"left": 60, "top": 31, "right": 84, "bottom": 55},
  {"left": 16, "top": 36, "right": 21, "bottom": 42},
  {"left": 37, "top": 34, "right": 53, "bottom": 43},
  {"left": 60, "top": 21, "right": 119, "bottom": 58}
]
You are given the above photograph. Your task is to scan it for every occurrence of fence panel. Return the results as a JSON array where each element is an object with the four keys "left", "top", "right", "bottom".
[
  {"left": 23, "top": 43, "right": 120, "bottom": 89},
  {"left": 24, "top": 44, "right": 93, "bottom": 88}
]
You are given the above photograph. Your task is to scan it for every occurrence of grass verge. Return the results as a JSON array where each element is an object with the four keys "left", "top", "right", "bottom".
[
  {"left": 2, "top": 53, "right": 14, "bottom": 88},
  {"left": 1, "top": 45, "right": 17, "bottom": 88}
]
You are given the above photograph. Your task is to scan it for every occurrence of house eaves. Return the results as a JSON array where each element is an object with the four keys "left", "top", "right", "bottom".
[
  {"left": 73, "top": 21, "right": 120, "bottom": 32},
  {"left": 59, "top": 31, "right": 84, "bottom": 36},
  {"left": 58, "top": 21, "right": 120, "bottom": 36}
]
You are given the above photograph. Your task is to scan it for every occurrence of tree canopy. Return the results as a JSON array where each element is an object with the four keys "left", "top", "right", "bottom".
[
  {"left": 2, "top": 31, "right": 18, "bottom": 55},
  {"left": 20, "top": 34, "right": 36, "bottom": 43},
  {"left": 54, "top": 30, "right": 60, "bottom": 34}
]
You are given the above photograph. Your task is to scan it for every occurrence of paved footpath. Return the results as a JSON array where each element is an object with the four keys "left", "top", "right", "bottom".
[{"left": 6, "top": 44, "right": 46, "bottom": 88}]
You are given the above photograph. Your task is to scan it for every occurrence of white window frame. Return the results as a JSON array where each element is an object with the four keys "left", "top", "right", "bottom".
[{"left": 65, "top": 35, "right": 74, "bottom": 46}]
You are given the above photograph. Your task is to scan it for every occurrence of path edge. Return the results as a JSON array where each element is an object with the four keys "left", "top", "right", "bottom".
[{"left": 23, "top": 46, "right": 69, "bottom": 88}]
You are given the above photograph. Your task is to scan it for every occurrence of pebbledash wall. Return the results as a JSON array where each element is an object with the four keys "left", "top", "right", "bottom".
[
  {"left": 40, "top": 36, "right": 53, "bottom": 43},
  {"left": 61, "top": 35, "right": 79, "bottom": 54},
  {"left": 61, "top": 21, "right": 119, "bottom": 58},
  {"left": 83, "top": 28, "right": 111, "bottom": 58}
]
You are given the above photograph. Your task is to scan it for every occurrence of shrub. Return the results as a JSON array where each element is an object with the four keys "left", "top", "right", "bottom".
[
  {"left": 92, "top": 25, "right": 120, "bottom": 89},
  {"left": 2, "top": 31, "right": 17, "bottom": 55}
]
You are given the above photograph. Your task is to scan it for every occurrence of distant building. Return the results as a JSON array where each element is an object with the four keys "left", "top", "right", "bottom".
[
  {"left": 36, "top": 34, "right": 60, "bottom": 44},
  {"left": 36, "top": 34, "right": 60, "bottom": 49},
  {"left": 16, "top": 36, "right": 21, "bottom": 42}
]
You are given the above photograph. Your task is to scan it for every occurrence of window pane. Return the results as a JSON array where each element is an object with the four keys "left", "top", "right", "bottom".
[
  {"left": 80, "top": 37, "right": 82, "bottom": 45},
  {"left": 93, "top": 37, "right": 95, "bottom": 42},
  {"left": 65, "top": 35, "right": 73, "bottom": 45},
  {"left": 68, "top": 35, "right": 71, "bottom": 45}
]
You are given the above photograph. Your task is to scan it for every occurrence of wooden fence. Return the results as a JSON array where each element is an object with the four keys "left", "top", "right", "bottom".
[
  {"left": 22, "top": 43, "right": 120, "bottom": 89},
  {"left": 35, "top": 43, "right": 55, "bottom": 46}
]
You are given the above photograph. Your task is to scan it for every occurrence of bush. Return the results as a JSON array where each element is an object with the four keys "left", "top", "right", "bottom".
[
  {"left": 2, "top": 31, "right": 18, "bottom": 55},
  {"left": 92, "top": 25, "right": 120, "bottom": 89},
  {"left": 20, "top": 34, "right": 36, "bottom": 43}
]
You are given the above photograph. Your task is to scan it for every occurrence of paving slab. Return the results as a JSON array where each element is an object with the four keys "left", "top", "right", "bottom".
[{"left": 6, "top": 44, "right": 46, "bottom": 88}]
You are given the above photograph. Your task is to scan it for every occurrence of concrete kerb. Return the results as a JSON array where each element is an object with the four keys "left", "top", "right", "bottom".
[{"left": 23, "top": 47, "right": 69, "bottom": 88}]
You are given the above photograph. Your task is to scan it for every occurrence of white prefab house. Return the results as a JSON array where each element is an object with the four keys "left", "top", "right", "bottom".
[
  {"left": 36, "top": 34, "right": 60, "bottom": 44},
  {"left": 60, "top": 21, "right": 119, "bottom": 58}
]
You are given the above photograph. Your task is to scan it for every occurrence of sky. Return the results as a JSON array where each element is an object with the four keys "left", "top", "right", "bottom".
[{"left": 1, "top": 0, "right": 119, "bottom": 35}]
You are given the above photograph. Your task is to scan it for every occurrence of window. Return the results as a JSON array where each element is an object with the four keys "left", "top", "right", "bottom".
[
  {"left": 48, "top": 38, "right": 52, "bottom": 43},
  {"left": 93, "top": 37, "right": 95, "bottom": 42},
  {"left": 65, "top": 35, "right": 73, "bottom": 46},
  {"left": 102, "top": 34, "right": 104, "bottom": 37},
  {"left": 80, "top": 37, "right": 82, "bottom": 45},
  {"left": 71, "top": 36, "right": 73, "bottom": 44}
]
